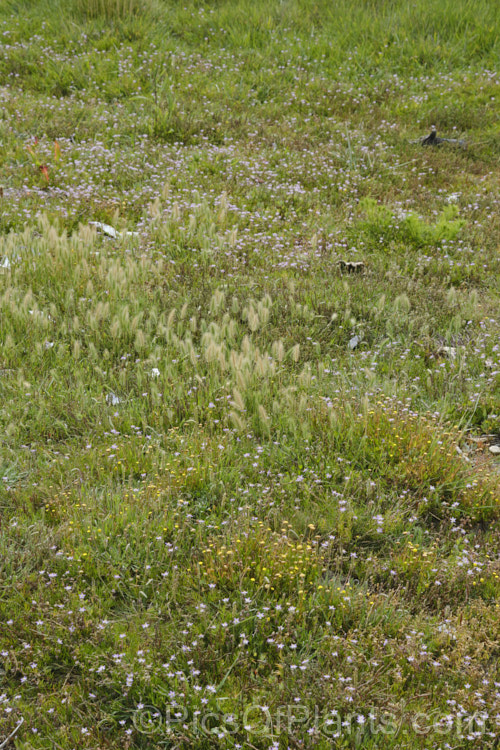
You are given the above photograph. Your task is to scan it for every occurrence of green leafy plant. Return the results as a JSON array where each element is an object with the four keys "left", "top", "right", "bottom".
[{"left": 359, "top": 197, "right": 465, "bottom": 249}]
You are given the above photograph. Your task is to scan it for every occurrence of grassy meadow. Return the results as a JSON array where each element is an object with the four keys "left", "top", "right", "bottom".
[{"left": 0, "top": 0, "right": 499, "bottom": 747}]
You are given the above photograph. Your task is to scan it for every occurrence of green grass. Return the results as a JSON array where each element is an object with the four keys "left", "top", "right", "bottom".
[{"left": 0, "top": 0, "right": 499, "bottom": 748}]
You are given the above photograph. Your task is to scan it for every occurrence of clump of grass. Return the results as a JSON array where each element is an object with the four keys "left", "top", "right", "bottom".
[{"left": 73, "top": 0, "right": 152, "bottom": 19}]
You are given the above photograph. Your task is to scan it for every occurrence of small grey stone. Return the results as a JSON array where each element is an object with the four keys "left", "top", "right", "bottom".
[{"left": 349, "top": 335, "right": 360, "bottom": 350}]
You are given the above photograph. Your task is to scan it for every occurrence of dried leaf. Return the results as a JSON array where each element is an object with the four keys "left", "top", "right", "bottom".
[{"left": 39, "top": 164, "right": 50, "bottom": 183}]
